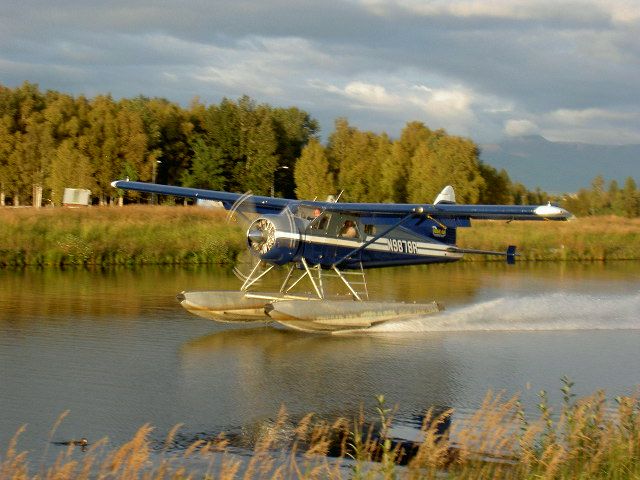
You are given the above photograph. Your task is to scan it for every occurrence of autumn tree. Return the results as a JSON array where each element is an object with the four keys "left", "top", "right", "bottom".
[
  {"left": 0, "top": 115, "right": 14, "bottom": 206},
  {"left": 180, "top": 138, "right": 225, "bottom": 190},
  {"left": 621, "top": 177, "right": 640, "bottom": 218},
  {"left": 47, "top": 139, "right": 94, "bottom": 205},
  {"left": 407, "top": 133, "right": 484, "bottom": 204},
  {"left": 478, "top": 163, "right": 513, "bottom": 204},
  {"left": 294, "top": 139, "right": 335, "bottom": 200},
  {"left": 327, "top": 119, "right": 382, "bottom": 202},
  {"left": 241, "top": 107, "right": 279, "bottom": 195},
  {"left": 589, "top": 175, "right": 607, "bottom": 214}
]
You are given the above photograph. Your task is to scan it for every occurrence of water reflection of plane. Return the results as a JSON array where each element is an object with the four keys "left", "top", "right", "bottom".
[{"left": 178, "top": 327, "right": 458, "bottom": 428}]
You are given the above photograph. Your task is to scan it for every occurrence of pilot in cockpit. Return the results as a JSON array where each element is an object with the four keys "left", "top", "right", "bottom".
[{"left": 309, "top": 208, "right": 329, "bottom": 230}]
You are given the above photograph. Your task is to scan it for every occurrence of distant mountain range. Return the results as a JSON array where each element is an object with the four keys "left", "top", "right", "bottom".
[{"left": 479, "top": 135, "right": 640, "bottom": 193}]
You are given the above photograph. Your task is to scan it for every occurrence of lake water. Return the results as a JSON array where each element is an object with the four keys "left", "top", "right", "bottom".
[{"left": 1, "top": 262, "right": 640, "bottom": 456}]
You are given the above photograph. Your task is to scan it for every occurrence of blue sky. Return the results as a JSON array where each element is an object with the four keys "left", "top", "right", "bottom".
[{"left": 2, "top": 0, "right": 639, "bottom": 144}]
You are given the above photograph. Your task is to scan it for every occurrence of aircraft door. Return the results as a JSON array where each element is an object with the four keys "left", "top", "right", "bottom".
[
  {"left": 333, "top": 216, "right": 363, "bottom": 265},
  {"left": 302, "top": 211, "right": 333, "bottom": 265}
]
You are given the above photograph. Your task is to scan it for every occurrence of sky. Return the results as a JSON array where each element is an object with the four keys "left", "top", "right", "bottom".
[{"left": 2, "top": 0, "right": 640, "bottom": 145}]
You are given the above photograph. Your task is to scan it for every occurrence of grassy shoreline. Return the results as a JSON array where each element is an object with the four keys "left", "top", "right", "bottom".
[
  {"left": 457, "top": 215, "right": 640, "bottom": 261},
  {"left": 1, "top": 206, "right": 639, "bottom": 267},
  {"left": 0, "top": 206, "right": 243, "bottom": 267}
]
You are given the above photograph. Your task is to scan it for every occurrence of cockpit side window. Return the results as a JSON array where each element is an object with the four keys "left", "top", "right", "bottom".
[
  {"left": 299, "top": 205, "right": 322, "bottom": 220},
  {"left": 316, "top": 214, "right": 330, "bottom": 230},
  {"left": 338, "top": 219, "right": 359, "bottom": 238}
]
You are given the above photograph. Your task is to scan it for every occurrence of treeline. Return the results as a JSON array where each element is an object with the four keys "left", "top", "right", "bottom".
[
  {"left": 1, "top": 82, "right": 638, "bottom": 216},
  {"left": 562, "top": 174, "right": 640, "bottom": 218},
  {"left": 295, "top": 118, "right": 548, "bottom": 205},
  {"left": 0, "top": 82, "right": 317, "bottom": 205}
]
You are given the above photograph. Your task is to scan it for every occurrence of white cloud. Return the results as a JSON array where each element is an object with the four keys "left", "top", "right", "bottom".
[
  {"left": 606, "top": 0, "right": 640, "bottom": 25},
  {"left": 313, "top": 78, "right": 486, "bottom": 137},
  {"left": 185, "top": 35, "right": 336, "bottom": 99},
  {"left": 539, "top": 108, "right": 640, "bottom": 144},
  {"left": 500, "top": 108, "right": 640, "bottom": 144},
  {"left": 343, "top": 82, "right": 396, "bottom": 106},
  {"left": 547, "top": 107, "right": 638, "bottom": 126},
  {"left": 357, "top": 0, "right": 639, "bottom": 24},
  {"left": 410, "top": 85, "right": 473, "bottom": 116},
  {"left": 541, "top": 126, "right": 640, "bottom": 145},
  {"left": 504, "top": 119, "right": 540, "bottom": 137}
]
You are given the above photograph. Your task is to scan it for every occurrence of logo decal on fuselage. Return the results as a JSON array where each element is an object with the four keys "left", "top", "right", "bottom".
[{"left": 432, "top": 225, "right": 447, "bottom": 237}]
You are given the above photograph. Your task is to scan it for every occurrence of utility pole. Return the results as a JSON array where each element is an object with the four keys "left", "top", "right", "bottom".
[
  {"left": 151, "top": 160, "right": 161, "bottom": 204},
  {"left": 271, "top": 166, "right": 289, "bottom": 197}
]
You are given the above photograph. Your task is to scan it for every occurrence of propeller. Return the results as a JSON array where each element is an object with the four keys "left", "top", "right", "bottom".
[
  {"left": 247, "top": 217, "right": 277, "bottom": 255},
  {"left": 225, "top": 192, "right": 264, "bottom": 282},
  {"left": 226, "top": 193, "right": 300, "bottom": 285}
]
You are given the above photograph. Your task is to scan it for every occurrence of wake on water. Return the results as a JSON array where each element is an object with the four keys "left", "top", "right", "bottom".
[{"left": 365, "top": 292, "right": 640, "bottom": 333}]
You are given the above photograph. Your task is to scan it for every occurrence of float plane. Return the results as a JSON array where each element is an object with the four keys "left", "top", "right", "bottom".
[{"left": 111, "top": 180, "right": 571, "bottom": 333}]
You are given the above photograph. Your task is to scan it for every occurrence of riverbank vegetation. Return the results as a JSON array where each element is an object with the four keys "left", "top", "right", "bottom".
[
  {"left": 1, "top": 206, "right": 639, "bottom": 267},
  {"left": 0, "top": 206, "right": 242, "bottom": 267},
  {"left": 4, "top": 82, "right": 637, "bottom": 216},
  {"left": 457, "top": 215, "right": 640, "bottom": 261},
  {"left": 2, "top": 384, "right": 639, "bottom": 479}
]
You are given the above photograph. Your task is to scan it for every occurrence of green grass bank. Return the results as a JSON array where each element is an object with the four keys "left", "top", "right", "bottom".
[
  {"left": 0, "top": 206, "right": 243, "bottom": 267},
  {"left": 458, "top": 215, "right": 640, "bottom": 261},
  {"left": 1, "top": 207, "right": 639, "bottom": 267}
]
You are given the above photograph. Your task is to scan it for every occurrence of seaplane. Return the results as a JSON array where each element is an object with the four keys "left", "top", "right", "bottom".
[{"left": 111, "top": 180, "right": 571, "bottom": 333}]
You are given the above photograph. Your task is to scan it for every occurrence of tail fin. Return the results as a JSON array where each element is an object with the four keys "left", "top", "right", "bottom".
[{"left": 434, "top": 185, "right": 456, "bottom": 204}]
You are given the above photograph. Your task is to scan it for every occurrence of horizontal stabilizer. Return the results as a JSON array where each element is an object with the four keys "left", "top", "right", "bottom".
[{"left": 449, "top": 245, "right": 519, "bottom": 263}]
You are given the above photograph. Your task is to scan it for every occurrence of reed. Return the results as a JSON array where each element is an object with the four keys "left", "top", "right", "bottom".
[
  {"left": 0, "top": 206, "right": 243, "bottom": 267},
  {"left": 2, "top": 384, "right": 639, "bottom": 479}
]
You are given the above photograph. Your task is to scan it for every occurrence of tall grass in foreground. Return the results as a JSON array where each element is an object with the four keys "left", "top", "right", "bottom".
[
  {"left": 0, "top": 206, "right": 243, "bottom": 267},
  {"left": 2, "top": 384, "right": 639, "bottom": 479}
]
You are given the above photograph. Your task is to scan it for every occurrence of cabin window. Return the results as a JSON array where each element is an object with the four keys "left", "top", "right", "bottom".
[
  {"left": 364, "top": 224, "right": 376, "bottom": 235},
  {"left": 316, "top": 214, "right": 330, "bottom": 230},
  {"left": 339, "top": 220, "right": 359, "bottom": 238},
  {"left": 299, "top": 206, "right": 321, "bottom": 220}
]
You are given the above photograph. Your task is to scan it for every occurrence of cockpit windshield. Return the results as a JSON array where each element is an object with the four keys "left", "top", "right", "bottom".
[{"left": 297, "top": 205, "right": 330, "bottom": 231}]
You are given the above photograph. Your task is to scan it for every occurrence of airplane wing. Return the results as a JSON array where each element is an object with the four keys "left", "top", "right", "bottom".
[
  {"left": 111, "top": 180, "right": 291, "bottom": 214},
  {"left": 111, "top": 180, "right": 571, "bottom": 221},
  {"left": 313, "top": 201, "right": 571, "bottom": 221}
]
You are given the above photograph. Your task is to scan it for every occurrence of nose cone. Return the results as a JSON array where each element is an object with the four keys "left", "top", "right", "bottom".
[{"left": 248, "top": 229, "right": 266, "bottom": 243}]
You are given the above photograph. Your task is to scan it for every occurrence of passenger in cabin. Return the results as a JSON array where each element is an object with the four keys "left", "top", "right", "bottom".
[
  {"left": 313, "top": 208, "right": 321, "bottom": 217},
  {"left": 340, "top": 220, "right": 358, "bottom": 238}
]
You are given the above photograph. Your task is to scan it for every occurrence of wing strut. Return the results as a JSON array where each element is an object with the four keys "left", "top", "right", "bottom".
[{"left": 332, "top": 209, "right": 422, "bottom": 268}]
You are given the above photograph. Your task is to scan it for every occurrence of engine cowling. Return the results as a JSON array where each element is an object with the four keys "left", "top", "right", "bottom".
[{"left": 246, "top": 213, "right": 302, "bottom": 265}]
